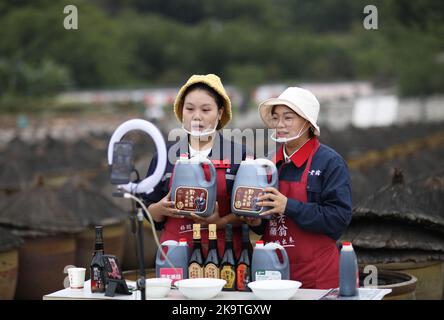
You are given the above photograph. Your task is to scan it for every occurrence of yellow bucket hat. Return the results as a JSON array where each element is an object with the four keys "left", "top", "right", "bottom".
[{"left": 174, "top": 74, "right": 232, "bottom": 129}]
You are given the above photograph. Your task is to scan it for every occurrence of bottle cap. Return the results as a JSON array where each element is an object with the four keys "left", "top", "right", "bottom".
[
  {"left": 192, "top": 224, "right": 201, "bottom": 239},
  {"left": 341, "top": 241, "right": 354, "bottom": 251},
  {"left": 255, "top": 240, "right": 264, "bottom": 247}
]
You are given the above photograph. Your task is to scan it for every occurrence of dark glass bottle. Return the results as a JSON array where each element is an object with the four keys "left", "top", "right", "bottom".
[
  {"left": 220, "top": 224, "right": 236, "bottom": 291},
  {"left": 204, "top": 224, "right": 220, "bottom": 278},
  {"left": 90, "top": 226, "right": 105, "bottom": 293},
  {"left": 188, "top": 224, "right": 204, "bottom": 279},
  {"left": 236, "top": 224, "right": 252, "bottom": 291}
]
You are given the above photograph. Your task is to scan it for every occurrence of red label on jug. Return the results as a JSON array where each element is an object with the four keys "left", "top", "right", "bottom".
[
  {"left": 233, "top": 186, "right": 264, "bottom": 213},
  {"left": 175, "top": 187, "right": 208, "bottom": 214},
  {"left": 159, "top": 268, "right": 184, "bottom": 285}
]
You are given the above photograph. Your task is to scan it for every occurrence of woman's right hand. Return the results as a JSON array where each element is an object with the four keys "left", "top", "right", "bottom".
[{"left": 148, "top": 191, "right": 183, "bottom": 222}]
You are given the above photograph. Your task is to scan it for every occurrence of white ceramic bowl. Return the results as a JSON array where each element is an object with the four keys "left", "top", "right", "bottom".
[
  {"left": 145, "top": 278, "right": 172, "bottom": 298},
  {"left": 175, "top": 278, "right": 226, "bottom": 299},
  {"left": 248, "top": 280, "right": 302, "bottom": 300}
]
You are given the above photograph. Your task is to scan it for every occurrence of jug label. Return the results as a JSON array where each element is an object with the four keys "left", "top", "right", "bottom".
[
  {"left": 188, "top": 262, "right": 204, "bottom": 278},
  {"left": 204, "top": 263, "right": 220, "bottom": 278},
  {"left": 175, "top": 187, "right": 208, "bottom": 214},
  {"left": 255, "top": 270, "right": 282, "bottom": 281},
  {"left": 220, "top": 266, "right": 236, "bottom": 289},
  {"left": 159, "top": 268, "right": 184, "bottom": 285},
  {"left": 233, "top": 186, "right": 264, "bottom": 213}
]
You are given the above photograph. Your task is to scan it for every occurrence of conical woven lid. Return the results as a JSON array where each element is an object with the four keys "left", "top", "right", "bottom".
[
  {"left": 59, "top": 175, "right": 127, "bottom": 226},
  {"left": 0, "top": 157, "right": 33, "bottom": 191},
  {"left": 0, "top": 176, "right": 85, "bottom": 234},
  {"left": 354, "top": 170, "right": 444, "bottom": 230},
  {"left": 342, "top": 220, "right": 444, "bottom": 252}
]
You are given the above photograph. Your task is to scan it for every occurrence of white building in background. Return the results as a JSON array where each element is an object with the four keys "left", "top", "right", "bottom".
[
  {"left": 352, "top": 95, "right": 399, "bottom": 128},
  {"left": 351, "top": 95, "right": 444, "bottom": 128},
  {"left": 253, "top": 82, "right": 444, "bottom": 129},
  {"left": 251, "top": 84, "right": 287, "bottom": 105},
  {"left": 301, "top": 82, "right": 374, "bottom": 102},
  {"left": 56, "top": 86, "right": 243, "bottom": 119},
  {"left": 56, "top": 82, "right": 444, "bottom": 130},
  {"left": 252, "top": 81, "right": 374, "bottom": 105}
]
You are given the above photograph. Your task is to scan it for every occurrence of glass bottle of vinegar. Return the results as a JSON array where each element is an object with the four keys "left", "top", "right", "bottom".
[
  {"left": 188, "top": 224, "right": 204, "bottom": 279},
  {"left": 90, "top": 226, "right": 105, "bottom": 293},
  {"left": 220, "top": 224, "right": 236, "bottom": 290},
  {"left": 204, "top": 224, "right": 220, "bottom": 278}
]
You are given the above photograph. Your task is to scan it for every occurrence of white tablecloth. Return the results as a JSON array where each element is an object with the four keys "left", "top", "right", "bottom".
[{"left": 43, "top": 280, "right": 391, "bottom": 300}]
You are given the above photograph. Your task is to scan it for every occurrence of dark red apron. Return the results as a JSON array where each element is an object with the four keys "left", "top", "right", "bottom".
[
  {"left": 160, "top": 157, "right": 242, "bottom": 258},
  {"left": 262, "top": 139, "right": 339, "bottom": 289}
]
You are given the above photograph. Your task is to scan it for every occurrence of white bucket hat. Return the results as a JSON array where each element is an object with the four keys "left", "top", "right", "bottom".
[{"left": 258, "top": 87, "right": 320, "bottom": 136}]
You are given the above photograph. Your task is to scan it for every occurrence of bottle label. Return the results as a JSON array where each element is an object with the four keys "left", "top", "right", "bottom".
[
  {"left": 220, "top": 265, "right": 236, "bottom": 289},
  {"left": 159, "top": 268, "right": 184, "bottom": 285},
  {"left": 175, "top": 187, "right": 208, "bottom": 214},
  {"left": 188, "top": 262, "right": 203, "bottom": 279},
  {"left": 236, "top": 264, "right": 250, "bottom": 291},
  {"left": 91, "top": 267, "right": 105, "bottom": 292},
  {"left": 233, "top": 186, "right": 264, "bottom": 213},
  {"left": 204, "top": 263, "right": 220, "bottom": 278},
  {"left": 255, "top": 270, "right": 281, "bottom": 281}
]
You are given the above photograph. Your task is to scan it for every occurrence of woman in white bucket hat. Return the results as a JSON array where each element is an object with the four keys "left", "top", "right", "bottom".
[
  {"left": 259, "top": 86, "right": 321, "bottom": 139},
  {"left": 248, "top": 87, "right": 352, "bottom": 289}
]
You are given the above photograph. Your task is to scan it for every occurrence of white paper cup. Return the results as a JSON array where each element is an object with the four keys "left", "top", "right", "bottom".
[{"left": 68, "top": 267, "right": 86, "bottom": 289}]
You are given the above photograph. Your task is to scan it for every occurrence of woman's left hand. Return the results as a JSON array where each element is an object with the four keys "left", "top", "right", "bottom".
[{"left": 256, "top": 187, "right": 288, "bottom": 217}]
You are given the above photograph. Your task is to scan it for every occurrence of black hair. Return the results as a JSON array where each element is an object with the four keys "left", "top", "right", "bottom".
[
  {"left": 309, "top": 126, "right": 315, "bottom": 138},
  {"left": 182, "top": 83, "right": 224, "bottom": 110}
]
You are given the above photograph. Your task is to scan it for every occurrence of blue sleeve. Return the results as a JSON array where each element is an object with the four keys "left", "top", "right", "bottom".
[
  {"left": 285, "top": 158, "right": 352, "bottom": 240},
  {"left": 140, "top": 152, "right": 168, "bottom": 231}
]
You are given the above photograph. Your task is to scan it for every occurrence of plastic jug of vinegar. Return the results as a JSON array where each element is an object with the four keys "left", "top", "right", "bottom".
[
  {"left": 156, "top": 239, "right": 190, "bottom": 285},
  {"left": 171, "top": 154, "right": 217, "bottom": 217},
  {"left": 251, "top": 241, "right": 289, "bottom": 281},
  {"left": 339, "top": 242, "right": 359, "bottom": 296},
  {"left": 232, "top": 157, "right": 278, "bottom": 219}
]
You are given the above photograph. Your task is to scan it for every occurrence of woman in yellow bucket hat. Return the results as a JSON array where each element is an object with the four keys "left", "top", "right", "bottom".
[{"left": 142, "top": 74, "right": 247, "bottom": 266}]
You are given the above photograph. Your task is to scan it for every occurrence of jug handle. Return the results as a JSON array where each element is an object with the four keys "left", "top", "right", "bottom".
[
  {"left": 189, "top": 157, "right": 216, "bottom": 188},
  {"left": 264, "top": 242, "right": 284, "bottom": 250},
  {"left": 156, "top": 244, "right": 167, "bottom": 263},
  {"left": 200, "top": 159, "right": 217, "bottom": 188},
  {"left": 161, "top": 240, "right": 179, "bottom": 246},
  {"left": 266, "top": 243, "right": 289, "bottom": 268},
  {"left": 156, "top": 240, "right": 178, "bottom": 261},
  {"left": 276, "top": 247, "right": 289, "bottom": 266},
  {"left": 254, "top": 158, "right": 278, "bottom": 187}
]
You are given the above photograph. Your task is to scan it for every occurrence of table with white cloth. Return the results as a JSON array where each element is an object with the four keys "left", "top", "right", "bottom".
[{"left": 43, "top": 280, "right": 391, "bottom": 300}]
